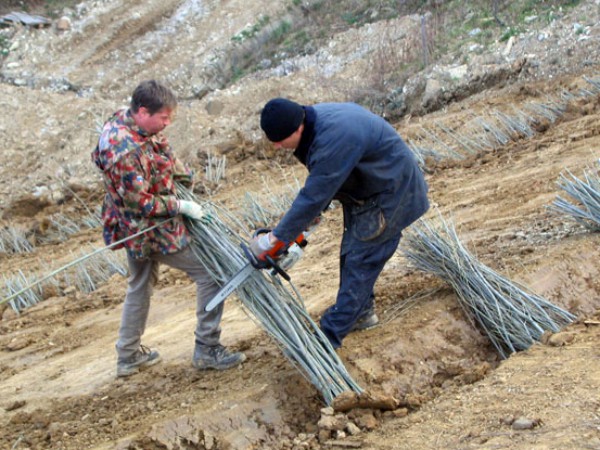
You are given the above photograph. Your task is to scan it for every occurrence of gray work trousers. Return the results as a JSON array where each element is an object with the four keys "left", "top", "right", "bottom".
[{"left": 116, "top": 246, "right": 223, "bottom": 361}]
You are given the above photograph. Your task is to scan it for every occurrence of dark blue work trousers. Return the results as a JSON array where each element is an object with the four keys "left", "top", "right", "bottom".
[{"left": 320, "top": 208, "right": 402, "bottom": 348}]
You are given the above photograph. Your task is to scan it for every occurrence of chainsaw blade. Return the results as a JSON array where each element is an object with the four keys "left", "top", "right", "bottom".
[{"left": 205, "top": 263, "right": 255, "bottom": 312}]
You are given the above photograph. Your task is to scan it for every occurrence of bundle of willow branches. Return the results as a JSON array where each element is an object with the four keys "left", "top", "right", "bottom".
[
  {"left": 551, "top": 161, "right": 600, "bottom": 231},
  {"left": 177, "top": 185, "right": 362, "bottom": 405},
  {"left": 402, "top": 215, "right": 576, "bottom": 359},
  {"left": 0, "top": 226, "right": 33, "bottom": 254}
]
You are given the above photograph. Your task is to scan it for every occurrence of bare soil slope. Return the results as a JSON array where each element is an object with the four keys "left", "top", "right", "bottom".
[{"left": 1, "top": 1, "right": 599, "bottom": 449}]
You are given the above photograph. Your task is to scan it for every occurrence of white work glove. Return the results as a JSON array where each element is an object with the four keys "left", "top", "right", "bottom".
[
  {"left": 177, "top": 200, "right": 209, "bottom": 222},
  {"left": 249, "top": 231, "right": 275, "bottom": 258}
]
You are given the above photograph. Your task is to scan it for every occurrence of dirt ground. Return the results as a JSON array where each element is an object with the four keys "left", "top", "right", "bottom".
[{"left": 1, "top": 1, "right": 600, "bottom": 449}]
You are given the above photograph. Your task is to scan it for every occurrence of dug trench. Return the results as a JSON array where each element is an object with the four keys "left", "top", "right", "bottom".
[{"left": 1, "top": 76, "right": 599, "bottom": 449}]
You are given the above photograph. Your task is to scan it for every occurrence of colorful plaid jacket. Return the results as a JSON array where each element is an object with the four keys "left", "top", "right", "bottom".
[{"left": 92, "top": 108, "right": 193, "bottom": 259}]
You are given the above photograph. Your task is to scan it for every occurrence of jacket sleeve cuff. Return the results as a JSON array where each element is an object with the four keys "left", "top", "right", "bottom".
[{"left": 165, "top": 196, "right": 180, "bottom": 217}]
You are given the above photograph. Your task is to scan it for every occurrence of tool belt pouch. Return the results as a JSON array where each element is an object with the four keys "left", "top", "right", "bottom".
[{"left": 350, "top": 197, "right": 387, "bottom": 241}]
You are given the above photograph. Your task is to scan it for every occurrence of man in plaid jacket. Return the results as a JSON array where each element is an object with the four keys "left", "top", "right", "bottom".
[{"left": 92, "top": 80, "right": 245, "bottom": 377}]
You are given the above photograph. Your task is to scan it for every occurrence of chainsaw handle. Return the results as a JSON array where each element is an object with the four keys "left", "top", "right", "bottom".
[
  {"left": 245, "top": 228, "right": 307, "bottom": 270},
  {"left": 267, "top": 232, "right": 307, "bottom": 259},
  {"left": 253, "top": 228, "right": 306, "bottom": 261},
  {"left": 253, "top": 227, "right": 272, "bottom": 238},
  {"left": 253, "top": 227, "right": 285, "bottom": 255},
  {"left": 240, "top": 243, "right": 292, "bottom": 280}
]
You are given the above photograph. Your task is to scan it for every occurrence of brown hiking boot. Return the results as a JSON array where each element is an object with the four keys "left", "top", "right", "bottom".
[
  {"left": 116, "top": 345, "right": 161, "bottom": 377},
  {"left": 192, "top": 344, "right": 246, "bottom": 370}
]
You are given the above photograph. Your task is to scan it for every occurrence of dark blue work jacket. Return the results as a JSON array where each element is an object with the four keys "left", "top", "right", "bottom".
[{"left": 273, "top": 103, "right": 429, "bottom": 244}]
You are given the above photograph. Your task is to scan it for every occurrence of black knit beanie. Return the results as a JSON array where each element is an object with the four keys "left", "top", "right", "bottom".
[{"left": 260, "top": 98, "right": 304, "bottom": 142}]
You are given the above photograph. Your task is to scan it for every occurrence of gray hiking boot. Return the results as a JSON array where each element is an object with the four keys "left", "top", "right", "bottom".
[
  {"left": 116, "top": 345, "right": 161, "bottom": 378},
  {"left": 351, "top": 310, "right": 379, "bottom": 332},
  {"left": 192, "top": 344, "right": 246, "bottom": 370}
]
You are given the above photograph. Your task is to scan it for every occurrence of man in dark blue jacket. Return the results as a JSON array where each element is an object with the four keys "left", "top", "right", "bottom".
[{"left": 250, "top": 98, "right": 429, "bottom": 349}]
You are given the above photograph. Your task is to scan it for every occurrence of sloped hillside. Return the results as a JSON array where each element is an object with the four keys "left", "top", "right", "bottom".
[{"left": 0, "top": 1, "right": 599, "bottom": 449}]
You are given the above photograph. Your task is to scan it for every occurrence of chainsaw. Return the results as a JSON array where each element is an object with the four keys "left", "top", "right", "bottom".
[{"left": 205, "top": 225, "right": 315, "bottom": 312}]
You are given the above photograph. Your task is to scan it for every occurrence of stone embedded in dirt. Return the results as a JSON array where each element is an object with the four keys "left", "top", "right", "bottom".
[
  {"left": 540, "top": 330, "right": 576, "bottom": 346},
  {"left": 321, "top": 406, "right": 335, "bottom": 416},
  {"left": 512, "top": 417, "right": 541, "bottom": 430},
  {"left": 353, "top": 411, "right": 379, "bottom": 431},
  {"left": 346, "top": 421, "right": 361, "bottom": 436},
  {"left": 4, "top": 400, "right": 26, "bottom": 412},
  {"left": 383, "top": 407, "right": 409, "bottom": 419},
  {"left": 5, "top": 336, "right": 33, "bottom": 351},
  {"left": 332, "top": 391, "right": 399, "bottom": 413},
  {"left": 318, "top": 413, "right": 346, "bottom": 431},
  {"left": 56, "top": 17, "right": 71, "bottom": 31}
]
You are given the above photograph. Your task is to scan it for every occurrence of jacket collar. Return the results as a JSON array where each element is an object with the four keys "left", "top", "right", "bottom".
[
  {"left": 293, "top": 106, "right": 316, "bottom": 165},
  {"left": 118, "top": 108, "right": 151, "bottom": 138}
]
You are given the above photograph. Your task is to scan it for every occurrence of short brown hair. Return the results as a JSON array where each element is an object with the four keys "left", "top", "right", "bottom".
[{"left": 130, "top": 80, "right": 177, "bottom": 114}]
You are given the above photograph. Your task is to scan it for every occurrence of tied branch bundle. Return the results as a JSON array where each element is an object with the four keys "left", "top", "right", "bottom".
[
  {"left": 551, "top": 160, "right": 600, "bottom": 231},
  {"left": 402, "top": 215, "right": 575, "bottom": 359},
  {"left": 177, "top": 184, "right": 362, "bottom": 405}
]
